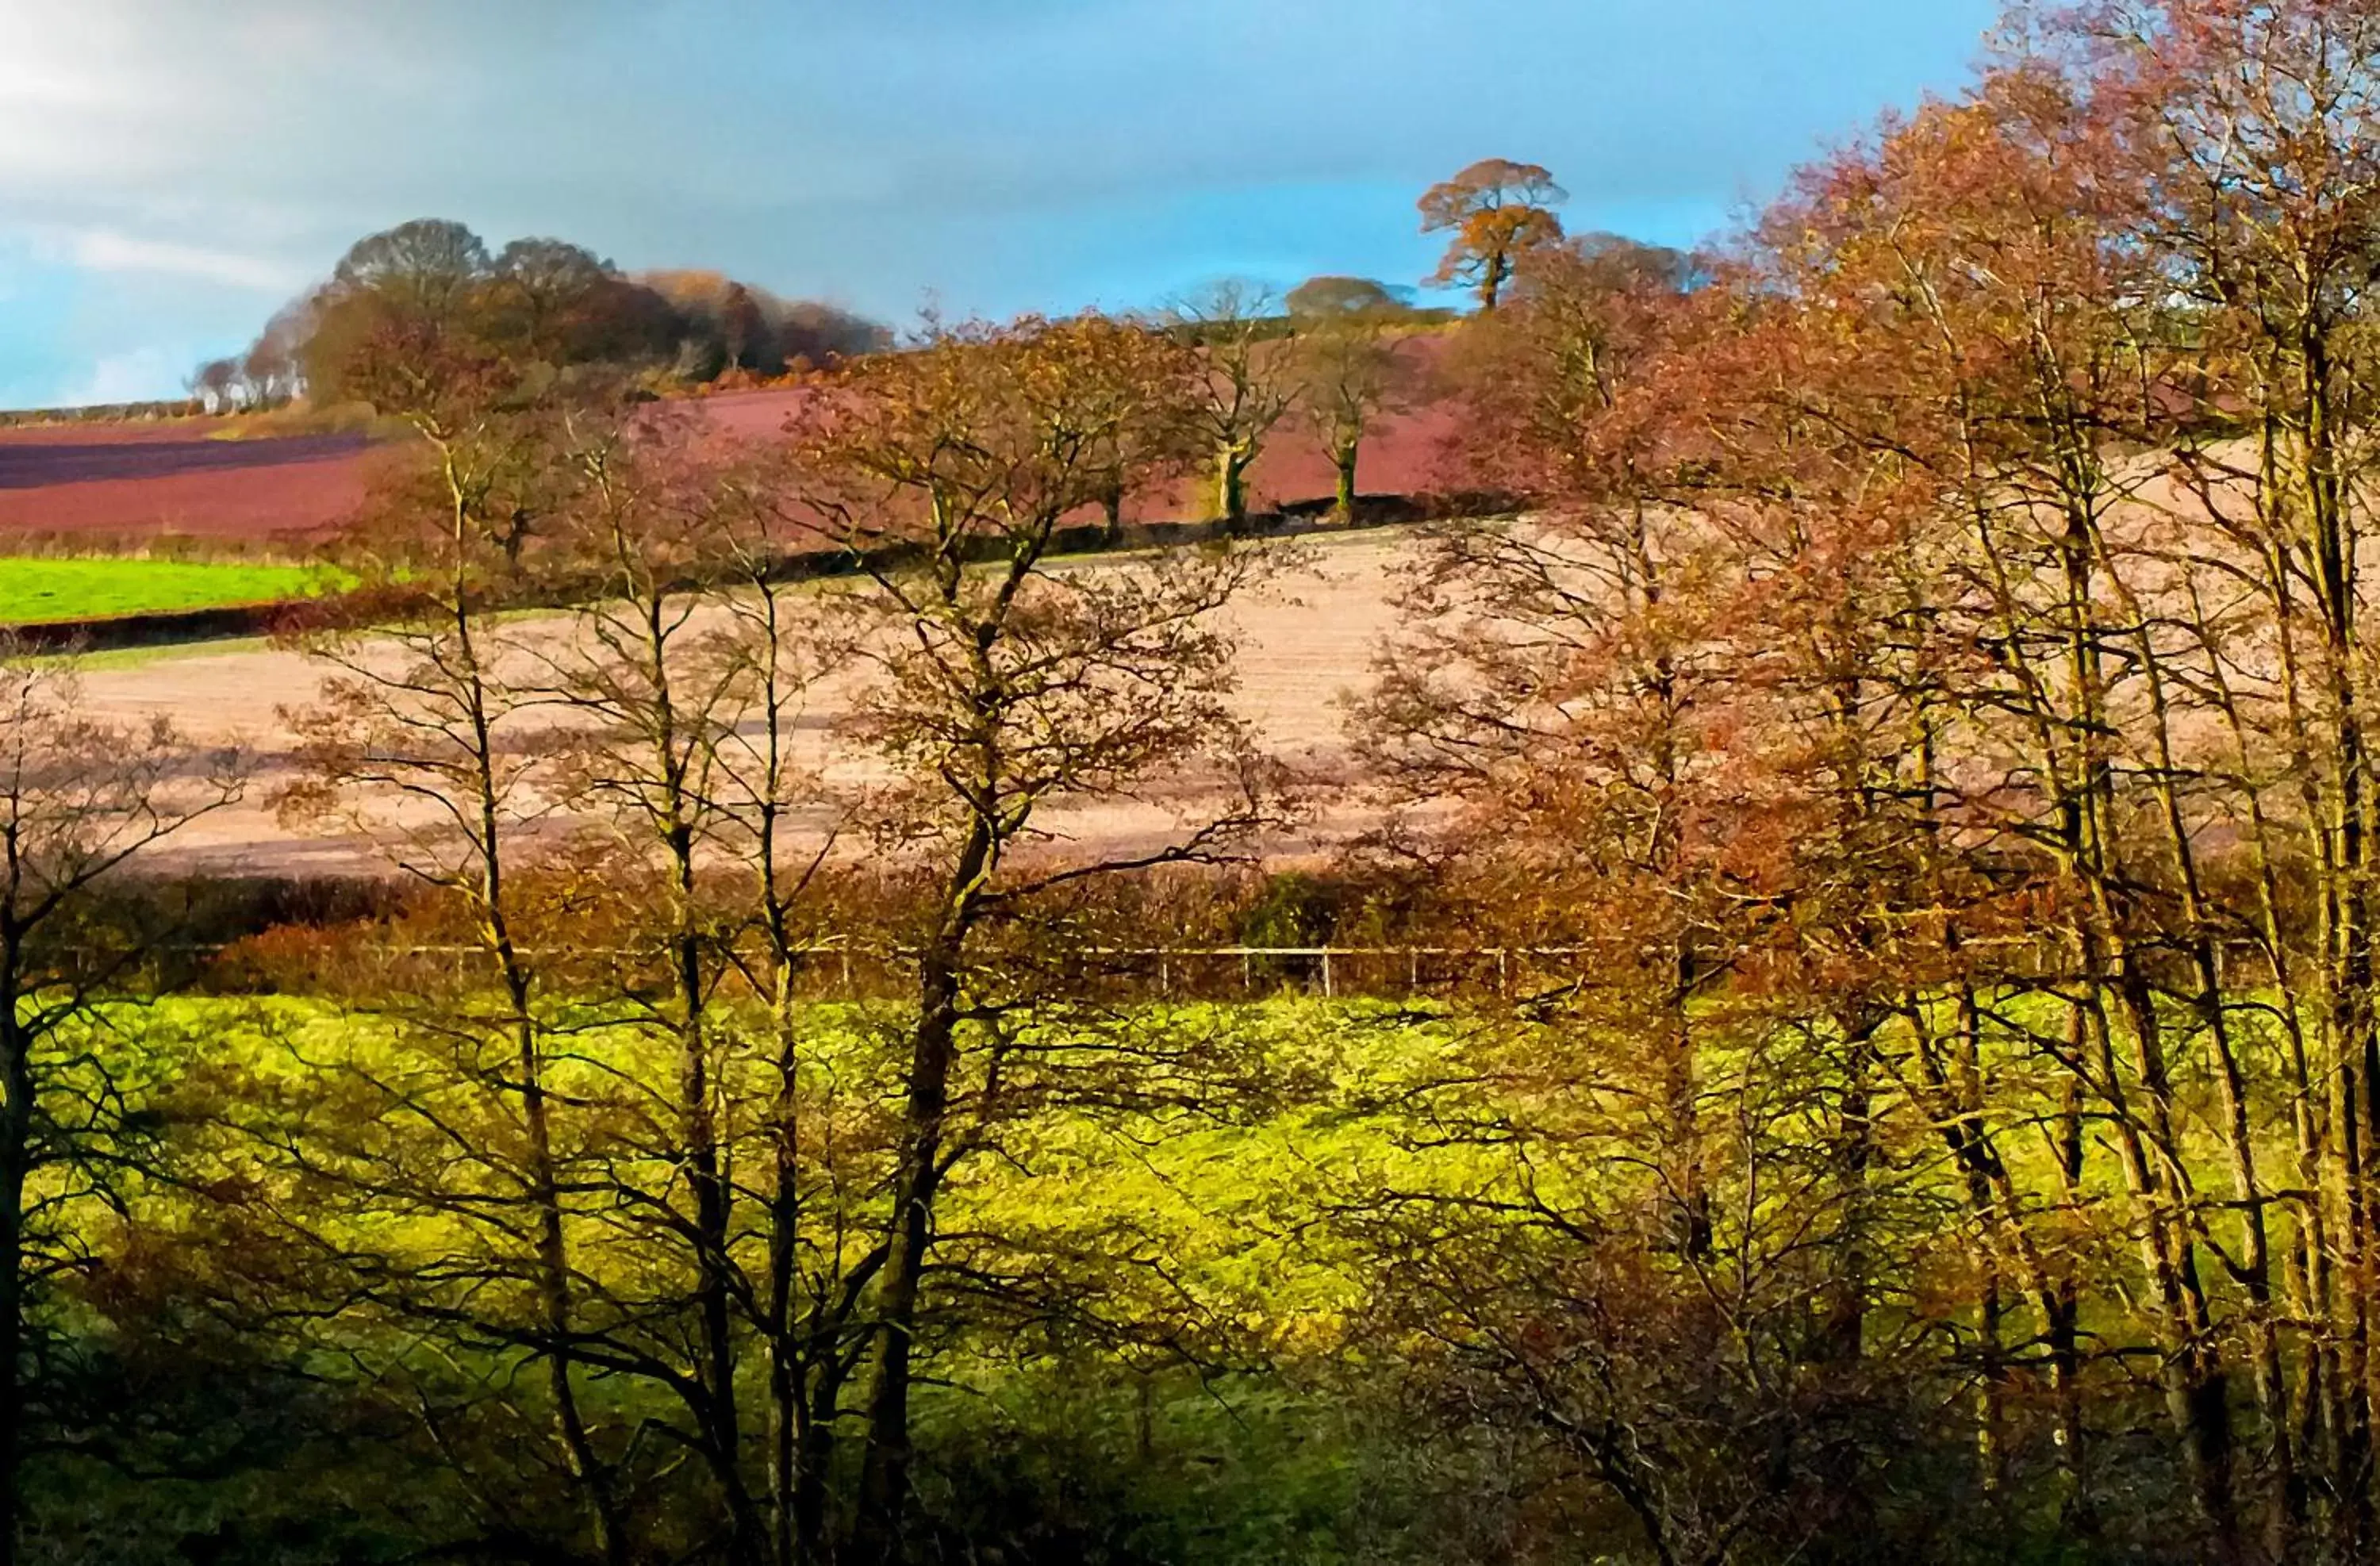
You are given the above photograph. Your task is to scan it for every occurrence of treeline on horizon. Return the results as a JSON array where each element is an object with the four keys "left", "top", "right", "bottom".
[
  {"left": 178, "top": 223, "right": 895, "bottom": 416},
  {"left": 170, "top": 155, "right": 1606, "bottom": 427},
  {"left": 18, "top": 2, "right": 2380, "bottom": 1564}
]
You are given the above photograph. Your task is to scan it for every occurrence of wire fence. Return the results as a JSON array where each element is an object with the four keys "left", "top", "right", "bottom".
[{"left": 186, "top": 940, "right": 1611, "bottom": 1003}]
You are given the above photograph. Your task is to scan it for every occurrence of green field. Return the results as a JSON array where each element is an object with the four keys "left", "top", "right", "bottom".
[{"left": 0, "top": 556, "right": 332, "bottom": 625}]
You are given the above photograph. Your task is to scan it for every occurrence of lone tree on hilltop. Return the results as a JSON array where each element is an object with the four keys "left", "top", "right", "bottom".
[{"left": 1420, "top": 159, "right": 1566, "bottom": 311}]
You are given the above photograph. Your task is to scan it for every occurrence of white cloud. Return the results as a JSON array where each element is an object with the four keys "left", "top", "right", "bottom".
[
  {"left": 63, "top": 229, "right": 306, "bottom": 294},
  {"left": 52, "top": 346, "right": 182, "bottom": 409}
]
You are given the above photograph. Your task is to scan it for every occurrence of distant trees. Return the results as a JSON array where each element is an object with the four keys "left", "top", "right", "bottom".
[
  {"left": 1419, "top": 159, "right": 1567, "bottom": 311},
  {"left": 186, "top": 357, "right": 240, "bottom": 415},
  {"left": 330, "top": 217, "right": 492, "bottom": 322},
  {"left": 1283, "top": 276, "right": 1407, "bottom": 318},
  {"left": 636, "top": 270, "right": 886, "bottom": 383},
  {"left": 484, "top": 237, "right": 638, "bottom": 365},
  {"left": 207, "top": 220, "right": 888, "bottom": 413}
]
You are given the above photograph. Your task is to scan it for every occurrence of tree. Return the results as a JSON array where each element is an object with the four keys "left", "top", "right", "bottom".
[
  {"left": 186, "top": 357, "right": 240, "bottom": 414},
  {"left": 244, "top": 293, "right": 317, "bottom": 405},
  {"left": 488, "top": 237, "right": 618, "bottom": 366},
  {"left": 1419, "top": 159, "right": 1566, "bottom": 311},
  {"left": 0, "top": 652, "right": 240, "bottom": 1566},
  {"left": 534, "top": 410, "right": 850, "bottom": 1566},
  {"left": 779, "top": 316, "right": 1279, "bottom": 1560},
  {"left": 1037, "top": 313, "right": 1203, "bottom": 539},
  {"left": 1170, "top": 282, "right": 1301, "bottom": 528},
  {"left": 1284, "top": 275, "right": 1407, "bottom": 319},
  {"left": 329, "top": 217, "right": 493, "bottom": 323},
  {"left": 271, "top": 346, "right": 638, "bottom": 1564},
  {"left": 1291, "top": 286, "right": 1408, "bottom": 518}
]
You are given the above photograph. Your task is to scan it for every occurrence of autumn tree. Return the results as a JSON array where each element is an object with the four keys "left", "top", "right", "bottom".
[
  {"left": 1419, "top": 158, "right": 1567, "bottom": 310},
  {"left": 264, "top": 339, "right": 641, "bottom": 1563},
  {"left": 532, "top": 409, "right": 853, "bottom": 1566},
  {"left": 1288, "top": 278, "right": 1410, "bottom": 517},
  {"left": 1170, "top": 282, "right": 1301, "bottom": 528},
  {"left": 0, "top": 652, "right": 240, "bottom": 1566},
  {"left": 778, "top": 314, "right": 1278, "bottom": 1561}
]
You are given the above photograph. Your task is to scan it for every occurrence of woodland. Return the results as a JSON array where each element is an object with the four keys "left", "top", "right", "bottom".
[{"left": 11, "top": 2, "right": 2380, "bottom": 1563}]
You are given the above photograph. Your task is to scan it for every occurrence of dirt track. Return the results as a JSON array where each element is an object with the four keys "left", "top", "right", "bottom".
[{"left": 74, "top": 528, "right": 1422, "bottom": 876}]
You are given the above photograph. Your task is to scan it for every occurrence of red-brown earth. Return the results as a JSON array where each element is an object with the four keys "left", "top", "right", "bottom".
[
  {"left": 72, "top": 528, "right": 1423, "bottom": 876},
  {"left": 3, "top": 347, "right": 1471, "bottom": 873},
  {"left": 0, "top": 339, "right": 1467, "bottom": 547}
]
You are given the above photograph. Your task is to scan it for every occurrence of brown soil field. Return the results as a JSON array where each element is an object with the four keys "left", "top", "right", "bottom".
[
  {"left": 73, "top": 528, "right": 1424, "bottom": 876},
  {"left": 0, "top": 424, "right": 374, "bottom": 546},
  {"left": 0, "top": 338, "right": 1465, "bottom": 548}
]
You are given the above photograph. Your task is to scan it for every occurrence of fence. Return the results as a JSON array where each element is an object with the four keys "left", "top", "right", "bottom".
[{"left": 192, "top": 939, "right": 1604, "bottom": 1004}]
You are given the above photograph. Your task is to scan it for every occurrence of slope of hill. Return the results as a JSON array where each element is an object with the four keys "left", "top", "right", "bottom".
[
  {"left": 0, "top": 422, "right": 373, "bottom": 546},
  {"left": 0, "top": 336, "right": 1466, "bottom": 547}
]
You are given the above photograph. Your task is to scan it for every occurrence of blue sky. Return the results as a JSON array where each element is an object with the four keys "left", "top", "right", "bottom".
[{"left": 0, "top": 0, "right": 2002, "bottom": 409}]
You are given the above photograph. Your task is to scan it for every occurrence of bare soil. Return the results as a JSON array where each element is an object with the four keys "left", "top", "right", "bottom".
[
  {"left": 0, "top": 342, "right": 1465, "bottom": 548},
  {"left": 74, "top": 528, "right": 1423, "bottom": 876}
]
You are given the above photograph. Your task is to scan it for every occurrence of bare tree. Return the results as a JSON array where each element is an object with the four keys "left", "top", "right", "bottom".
[
  {"left": 1170, "top": 282, "right": 1300, "bottom": 529},
  {"left": 1289, "top": 281, "right": 1410, "bottom": 518},
  {"left": 272, "top": 352, "right": 634, "bottom": 1564},
  {"left": 0, "top": 651, "right": 240, "bottom": 1566},
  {"left": 780, "top": 315, "right": 1281, "bottom": 1561}
]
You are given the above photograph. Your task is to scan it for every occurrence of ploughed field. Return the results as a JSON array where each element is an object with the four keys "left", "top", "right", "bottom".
[
  {"left": 0, "top": 373, "right": 1464, "bottom": 870},
  {"left": 0, "top": 384, "right": 1458, "bottom": 547},
  {"left": 0, "top": 421, "right": 373, "bottom": 545},
  {"left": 67, "top": 528, "right": 1421, "bottom": 876}
]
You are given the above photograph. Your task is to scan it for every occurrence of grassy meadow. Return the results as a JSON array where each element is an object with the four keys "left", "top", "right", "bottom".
[
  {"left": 0, "top": 556, "right": 336, "bottom": 625},
  {"left": 35, "top": 993, "right": 1526, "bottom": 1563},
  {"left": 28, "top": 981, "right": 2217, "bottom": 1563}
]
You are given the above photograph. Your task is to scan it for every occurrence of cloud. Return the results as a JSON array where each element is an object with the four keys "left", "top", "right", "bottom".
[
  {"left": 52, "top": 346, "right": 182, "bottom": 409},
  {"left": 0, "top": 0, "right": 2005, "bottom": 407},
  {"left": 62, "top": 231, "right": 307, "bottom": 294}
]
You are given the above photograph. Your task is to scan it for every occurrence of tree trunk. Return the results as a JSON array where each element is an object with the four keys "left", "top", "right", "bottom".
[
  {"left": 1333, "top": 441, "right": 1359, "bottom": 520},
  {"left": 1101, "top": 476, "right": 1125, "bottom": 543},
  {"left": 851, "top": 864, "right": 981, "bottom": 1562},
  {"left": 1215, "top": 443, "right": 1253, "bottom": 530},
  {"left": 0, "top": 995, "right": 29, "bottom": 1566}
]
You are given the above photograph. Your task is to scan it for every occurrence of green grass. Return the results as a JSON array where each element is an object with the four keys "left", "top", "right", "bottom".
[{"left": 0, "top": 556, "right": 336, "bottom": 625}]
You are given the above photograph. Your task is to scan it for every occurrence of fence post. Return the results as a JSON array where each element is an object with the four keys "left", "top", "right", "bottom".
[{"left": 1322, "top": 949, "right": 1334, "bottom": 1000}]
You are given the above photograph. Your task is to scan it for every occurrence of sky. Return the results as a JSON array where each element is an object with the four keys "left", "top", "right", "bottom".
[{"left": 0, "top": 0, "right": 2004, "bottom": 409}]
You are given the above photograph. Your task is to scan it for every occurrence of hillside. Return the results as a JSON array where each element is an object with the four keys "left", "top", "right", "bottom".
[{"left": 0, "top": 342, "right": 1464, "bottom": 547}]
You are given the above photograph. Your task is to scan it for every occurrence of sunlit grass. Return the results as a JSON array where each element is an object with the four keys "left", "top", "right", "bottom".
[{"left": 0, "top": 556, "right": 340, "bottom": 625}]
